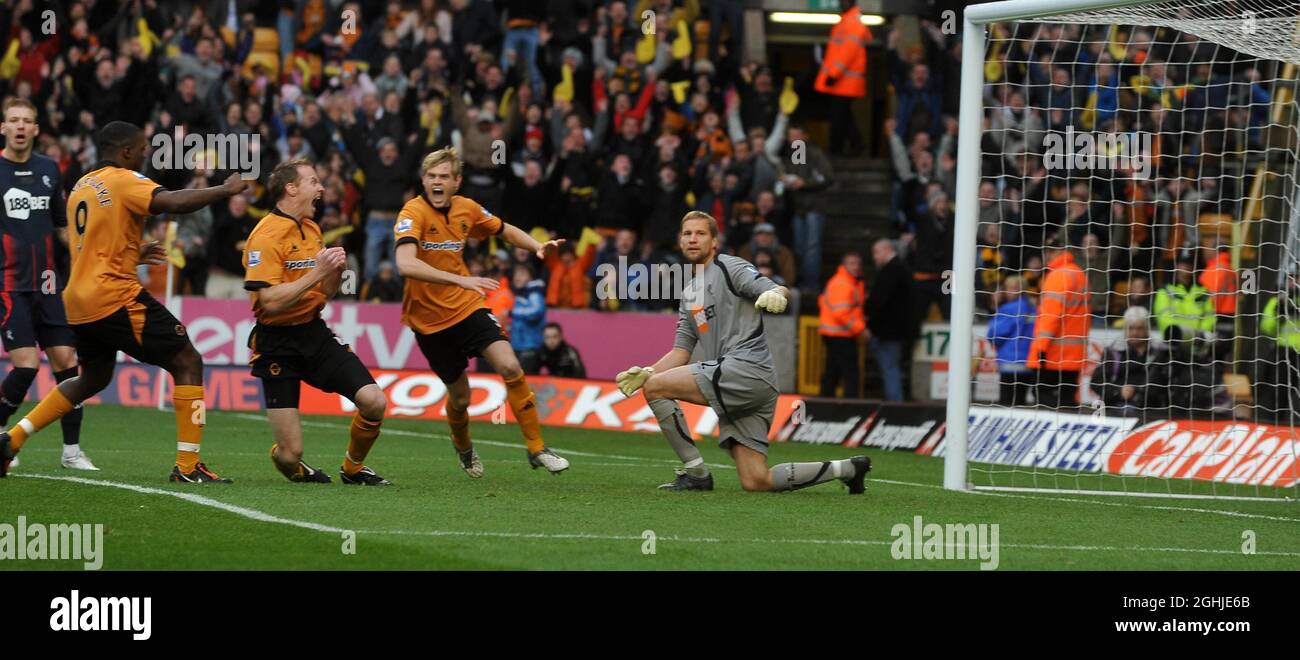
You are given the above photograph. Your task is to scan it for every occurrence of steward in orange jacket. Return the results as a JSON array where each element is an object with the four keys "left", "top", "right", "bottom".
[
  {"left": 819, "top": 263, "right": 866, "bottom": 338},
  {"left": 1200, "top": 247, "right": 1238, "bottom": 316},
  {"left": 818, "top": 256, "right": 867, "bottom": 398},
  {"left": 814, "top": 4, "right": 870, "bottom": 98},
  {"left": 1027, "top": 239, "right": 1090, "bottom": 408}
]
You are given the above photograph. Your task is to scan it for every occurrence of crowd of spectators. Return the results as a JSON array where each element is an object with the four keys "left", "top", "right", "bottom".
[
  {"left": 0, "top": 0, "right": 837, "bottom": 320},
  {"left": 891, "top": 17, "right": 1296, "bottom": 415},
  {"left": 0, "top": 0, "right": 872, "bottom": 377}
]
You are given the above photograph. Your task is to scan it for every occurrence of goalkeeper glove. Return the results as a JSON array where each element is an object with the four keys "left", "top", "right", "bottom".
[
  {"left": 615, "top": 366, "right": 654, "bottom": 397},
  {"left": 754, "top": 288, "right": 788, "bottom": 314}
]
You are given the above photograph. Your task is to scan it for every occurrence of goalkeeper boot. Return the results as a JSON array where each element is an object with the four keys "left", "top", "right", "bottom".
[
  {"left": 458, "top": 448, "right": 484, "bottom": 479},
  {"left": 169, "top": 462, "right": 233, "bottom": 484},
  {"left": 657, "top": 468, "right": 714, "bottom": 491},
  {"left": 291, "top": 460, "right": 332, "bottom": 484},
  {"left": 844, "top": 455, "right": 872, "bottom": 495},
  {"left": 528, "top": 448, "right": 569, "bottom": 474},
  {"left": 0, "top": 432, "right": 12, "bottom": 478},
  {"left": 340, "top": 465, "right": 391, "bottom": 486}
]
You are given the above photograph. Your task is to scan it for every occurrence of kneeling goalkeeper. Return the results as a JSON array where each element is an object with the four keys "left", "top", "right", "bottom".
[{"left": 617, "top": 211, "right": 871, "bottom": 493}]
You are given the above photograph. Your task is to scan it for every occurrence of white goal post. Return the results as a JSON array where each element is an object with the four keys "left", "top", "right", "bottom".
[{"left": 944, "top": 0, "right": 1300, "bottom": 499}]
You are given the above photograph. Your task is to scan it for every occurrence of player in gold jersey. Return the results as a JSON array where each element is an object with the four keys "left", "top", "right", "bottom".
[
  {"left": 394, "top": 147, "right": 569, "bottom": 477},
  {"left": 0, "top": 122, "right": 246, "bottom": 481},
  {"left": 244, "top": 159, "right": 390, "bottom": 485}
]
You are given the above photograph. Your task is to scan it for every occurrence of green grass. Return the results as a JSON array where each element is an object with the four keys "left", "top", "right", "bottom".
[{"left": 3, "top": 404, "right": 1299, "bottom": 570}]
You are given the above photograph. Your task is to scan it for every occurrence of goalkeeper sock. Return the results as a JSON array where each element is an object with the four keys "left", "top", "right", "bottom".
[
  {"left": 0, "top": 367, "right": 37, "bottom": 427},
  {"left": 54, "top": 367, "right": 83, "bottom": 450},
  {"left": 503, "top": 372, "right": 544, "bottom": 454},
  {"left": 173, "top": 385, "right": 206, "bottom": 472},
  {"left": 8, "top": 385, "right": 76, "bottom": 451},
  {"left": 270, "top": 445, "right": 303, "bottom": 481},
  {"left": 446, "top": 406, "right": 472, "bottom": 451},
  {"left": 770, "top": 460, "right": 854, "bottom": 492},
  {"left": 648, "top": 398, "right": 709, "bottom": 478},
  {"left": 343, "top": 412, "right": 382, "bottom": 475}
]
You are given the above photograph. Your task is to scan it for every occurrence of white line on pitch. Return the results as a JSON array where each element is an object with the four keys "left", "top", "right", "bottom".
[
  {"left": 12, "top": 473, "right": 347, "bottom": 533},
  {"left": 353, "top": 528, "right": 1300, "bottom": 558},
  {"left": 970, "top": 489, "right": 1300, "bottom": 524},
  {"left": 224, "top": 412, "right": 1300, "bottom": 522},
  {"left": 15, "top": 472, "right": 1300, "bottom": 559}
]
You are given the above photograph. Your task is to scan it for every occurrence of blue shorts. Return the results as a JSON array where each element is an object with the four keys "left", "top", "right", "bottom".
[{"left": 0, "top": 290, "right": 76, "bottom": 352}]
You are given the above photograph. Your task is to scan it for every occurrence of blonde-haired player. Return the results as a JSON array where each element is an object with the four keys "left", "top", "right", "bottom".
[
  {"left": 393, "top": 147, "right": 570, "bottom": 477},
  {"left": 617, "top": 211, "right": 872, "bottom": 493}
]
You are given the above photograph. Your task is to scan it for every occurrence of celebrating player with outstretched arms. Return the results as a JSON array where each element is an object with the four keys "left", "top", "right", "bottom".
[{"left": 393, "top": 147, "right": 570, "bottom": 478}]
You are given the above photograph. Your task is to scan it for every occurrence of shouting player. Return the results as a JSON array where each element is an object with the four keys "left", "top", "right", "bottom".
[
  {"left": 243, "top": 159, "right": 390, "bottom": 485},
  {"left": 0, "top": 98, "right": 94, "bottom": 470},
  {"left": 0, "top": 121, "right": 244, "bottom": 481},
  {"left": 617, "top": 211, "right": 872, "bottom": 493},
  {"left": 393, "top": 147, "right": 569, "bottom": 477}
]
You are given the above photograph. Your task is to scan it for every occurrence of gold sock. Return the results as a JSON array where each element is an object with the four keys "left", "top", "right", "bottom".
[
  {"left": 343, "top": 412, "right": 382, "bottom": 474},
  {"left": 504, "top": 373, "right": 544, "bottom": 454},
  {"left": 446, "top": 408, "right": 472, "bottom": 452},
  {"left": 173, "top": 385, "right": 205, "bottom": 472},
  {"left": 8, "top": 386, "right": 75, "bottom": 451}
]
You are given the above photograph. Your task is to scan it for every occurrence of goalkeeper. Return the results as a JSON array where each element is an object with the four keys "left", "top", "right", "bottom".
[{"left": 616, "top": 211, "right": 872, "bottom": 493}]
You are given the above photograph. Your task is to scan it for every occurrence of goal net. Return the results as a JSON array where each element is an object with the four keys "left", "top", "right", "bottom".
[{"left": 945, "top": 0, "right": 1300, "bottom": 500}]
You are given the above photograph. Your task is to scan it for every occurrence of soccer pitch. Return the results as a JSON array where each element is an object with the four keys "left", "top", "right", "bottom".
[{"left": 4, "top": 405, "right": 1299, "bottom": 570}]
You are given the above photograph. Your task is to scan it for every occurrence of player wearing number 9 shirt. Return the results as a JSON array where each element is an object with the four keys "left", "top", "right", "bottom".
[{"left": 0, "top": 121, "right": 246, "bottom": 482}]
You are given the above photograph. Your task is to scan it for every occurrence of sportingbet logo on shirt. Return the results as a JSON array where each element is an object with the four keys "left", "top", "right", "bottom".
[
  {"left": 396, "top": 217, "right": 413, "bottom": 233},
  {"left": 421, "top": 240, "right": 463, "bottom": 251},
  {"left": 284, "top": 258, "right": 317, "bottom": 270},
  {"left": 248, "top": 250, "right": 261, "bottom": 267}
]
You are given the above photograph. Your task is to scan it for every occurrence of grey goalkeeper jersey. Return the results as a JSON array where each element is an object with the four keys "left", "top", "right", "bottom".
[{"left": 673, "top": 254, "right": 779, "bottom": 384}]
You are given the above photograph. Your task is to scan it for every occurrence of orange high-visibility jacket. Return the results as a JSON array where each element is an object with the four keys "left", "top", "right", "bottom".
[
  {"left": 814, "top": 7, "right": 870, "bottom": 98},
  {"left": 485, "top": 275, "right": 514, "bottom": 331},
  {"left": 1027, "top": 252, "right": 1090, "bottom": 371},
  {"left": 1199, "top": 251, "right": 1238, "bottom": 315},
  {"left": 818, "top": 264, "right": 866, "bottom": 338}
]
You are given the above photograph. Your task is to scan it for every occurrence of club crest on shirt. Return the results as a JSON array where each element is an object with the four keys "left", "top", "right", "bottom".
[{"left": 692, "top": 304, "right": 715, "bottom": 333}]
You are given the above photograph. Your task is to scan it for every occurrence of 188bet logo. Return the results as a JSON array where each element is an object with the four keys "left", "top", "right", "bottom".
[{"left": 4, "top": 188, "right": 51, "bottom": 220}]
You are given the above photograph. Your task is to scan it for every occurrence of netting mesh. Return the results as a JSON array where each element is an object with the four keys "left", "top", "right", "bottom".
[
  {"left": 1040, "top": 1, "right": 1300, "bottom": 65},
  {"left": 966, "top": 0, "right": 1300, "bottom": 498}
]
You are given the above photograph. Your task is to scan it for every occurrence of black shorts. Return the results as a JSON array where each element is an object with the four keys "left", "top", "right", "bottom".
[
  {"left": 415, "top": 308, "right": 507, "bottom": 384},
  {"left": 249, "top": 318, "right": 375, "bottom": 408},
  {"left": 71, "top": 290, "right": 191, "bottom": 367},
  {"left": 0, "top": 290, "right": 76, "bottom": 352}
]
